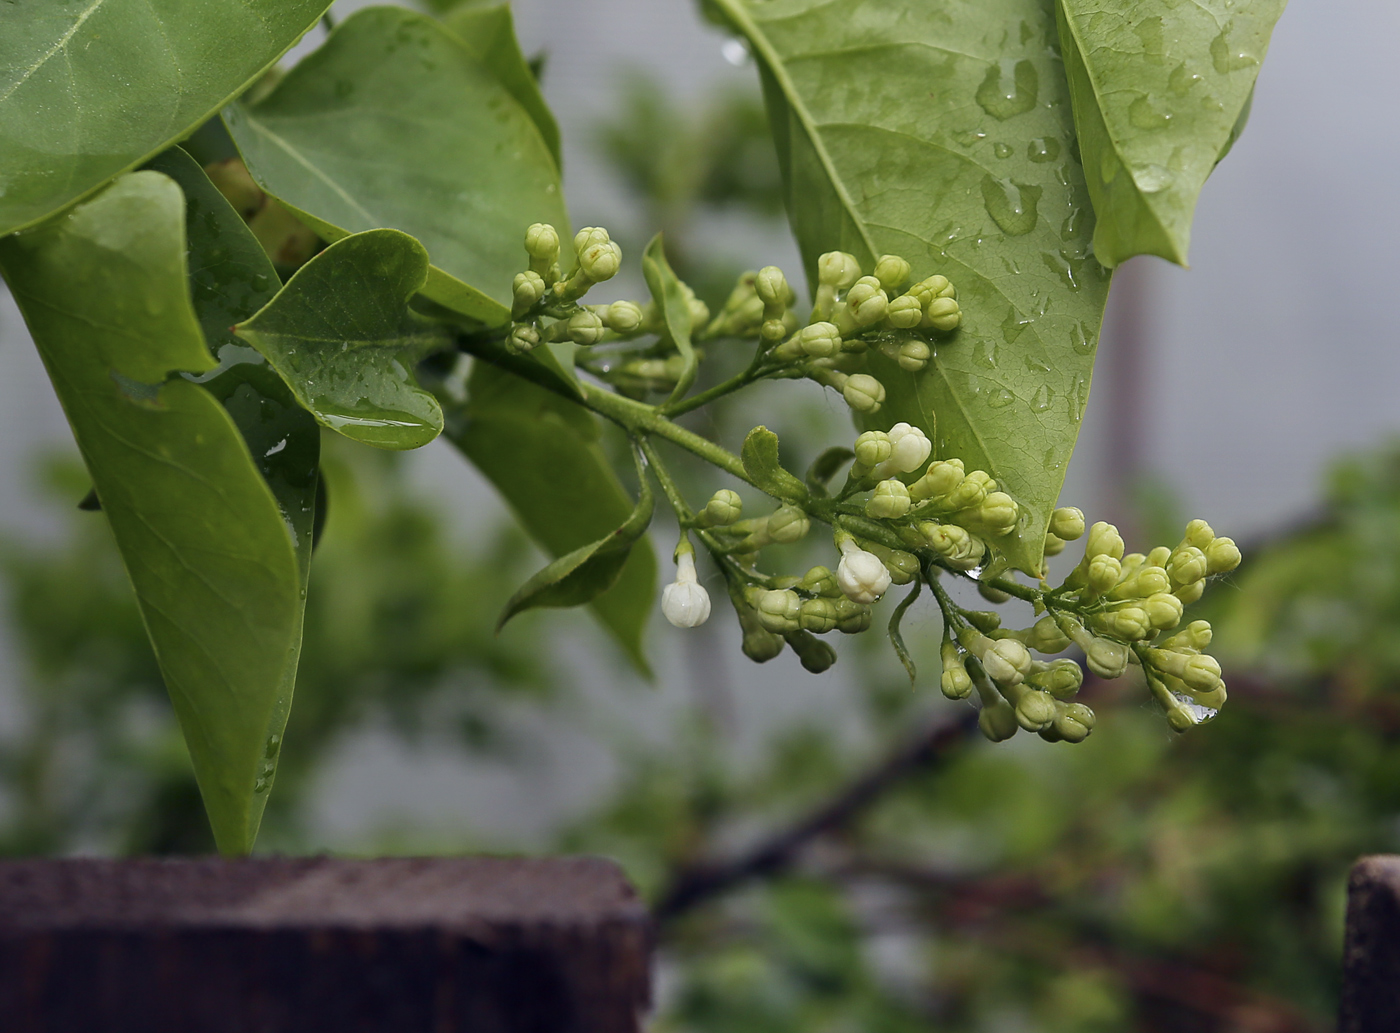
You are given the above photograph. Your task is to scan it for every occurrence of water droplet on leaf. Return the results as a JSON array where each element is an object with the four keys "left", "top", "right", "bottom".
[
  {"left": 975, "top": 59, "right": 1039, "bottom": 120},
  {"left": 980, "top": 175, "right": 1041, "bottom": 236}
]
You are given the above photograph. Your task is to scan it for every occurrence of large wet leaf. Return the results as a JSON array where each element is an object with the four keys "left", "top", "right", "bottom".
[
  {"left": 441, "top": 1, "right": 561, "bottom": 168},
  {"left": 642, "top": 234, "right": 698, "bottom": 408},
  {"left": 447, "top": 363, "right": 657, "bottom": 675},
  {"left": 145, "top": 147, "right": 321, "bottom": 579},
  {"left": 224, "top": 6, "right": 568, "bottom": 327},
  {"left": 0, "top": 0, "right": 330, "bottom": 235},
  {"left": 714, "top": 0, "right": 1111, "bottom": 576},
  {"left": 1056, "top": 0, "right": 1287, "bottom": 267},
  {"left": 0, "top": 171, "right": 305, "bottom": 854},
  {"left": 235, "top": 229, "right": 454, "bottom": 451}
]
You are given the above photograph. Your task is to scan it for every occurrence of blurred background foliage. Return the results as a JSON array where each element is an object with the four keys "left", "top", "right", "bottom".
[{"left": 0, "top": 66, "right": 1393, "bottom": 1033}]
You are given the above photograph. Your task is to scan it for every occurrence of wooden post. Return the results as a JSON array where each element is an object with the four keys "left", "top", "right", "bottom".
[
  {"left": 0, "top": 856, "right": 651, "bottom": 1032},
  {"left": 1340, "top": 855, "right": 1400, "bottom": 1032}
]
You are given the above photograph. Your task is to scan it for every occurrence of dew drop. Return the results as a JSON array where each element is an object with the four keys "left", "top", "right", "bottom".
[
  {"left": 1200, "top": 94, "right": 1225, "bottom": 112},
  {"left": 975, "top": 59, "right": 1039, "bottom": 120},
  {"left": 1069, "top": 321, "right": 1093, "bottom": 354},
  {"left": 1060, "top": 206, "right": 1086, "bottom": 241},
  {"left": 973, "top": 339, "right": 1000, "bottom": 369},
  {"left": 1129, "top": 94, "right": 1172, "bottom": 130},
  {"left": 994, "top": 142, "right": 1013, "bottom": 159},
  {"left": 1031, "top": 384, "right": 1054, "bottom": 412},
  {"left": 1001, "top": 307, "right": 1032, "bottom": 344},
  {"left": 1132, "top": 164, "right": 1174, "bottom": 193},
  {"left": 1211, "top": 24, "right": 1258, "bottom": 74},
  {"left": 1027, "top": 137, "right": 1060, "bottom": 163},
  {"left": 1168, "top": 62, "right": 1202, "bottom": 95},
  {"left": 988, "top": 387, "right": 1016, "bottom": 409},
  {"left": 980, "top": 174, "right": 1041, "bottom": 236}
]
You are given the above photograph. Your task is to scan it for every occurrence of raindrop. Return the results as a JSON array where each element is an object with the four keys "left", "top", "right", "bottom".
[
  {"left": 988, "top": 387, "right": 1016, "bottom": 409},
  {"left": 994, "top": 142, "right": 1013, "bottom": 159},
  {"left": 975, "top": 59, "right": 1039, "bottom": 120},
  {"left": 980, "top": 174, "right": 1041, "bottom": 236},
  {"left": 1168, "top": 62, "right": 1202, "bottom": 95},
  {"left": 1210, "top": 24, "right": 1258, "bottom": 74},
  {"left": 1026, "top": 137, "right": 1060, "bottom": 163},
  {"left": 1129, "top": 95, "right": 1172, "bottom": 130},
  {"left": 1031, "top": 384, "right": 1054, "bottom": 412},
  {"left": 1132, "top": 164, "right": 1174, "bottom": 193}
]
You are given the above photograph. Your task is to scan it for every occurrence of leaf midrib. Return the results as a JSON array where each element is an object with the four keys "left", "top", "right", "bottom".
[{"left": 0, "top": 0, "right": 107, "bottom": 106}]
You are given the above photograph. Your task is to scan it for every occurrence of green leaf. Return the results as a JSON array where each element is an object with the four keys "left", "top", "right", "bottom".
[
  {"left": 888, "top": 580, "right": 923, "bottom": 689},
  {"left": 715, "top": 0, "right": 1111, "bottom": 577},
  {"left": 497, "top": 453, "right": 654, "bottom": 630},
  {"left": 1056, "top": 0, "right": 1287, "bottom": 268},
  {"left": 0, "top": 0, "right": 330, "bottom": 235},
  {"left": 742, "top": 426, "right": 809, "bottom": 503},
  {"left": 144, "top": 147, "right": 321, "bottom": 581},
  {"left": 446, "top": 363, "right": 657, "bottom": 674},
  {"left": 224, "top": 6, "right": 568, "bottom": 326},
  {"left": 441, "top": 1, "right": 562, "bottom": 169},
  {"left": 806, "top": 446, "right": 855, "bottom": 497},
  {"left": 235, "top": 229, "right": 453, "bottom": 451},
  {"left": 641, "top": 234, "right": 698, "bottom": 408},
  {"left": 0, "top": 171, "right": 305, "bottom": 854}
]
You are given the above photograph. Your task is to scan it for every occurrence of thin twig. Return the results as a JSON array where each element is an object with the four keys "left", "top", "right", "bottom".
[{"left": 653, "top": 707, "right": 979, "bottom": 922}]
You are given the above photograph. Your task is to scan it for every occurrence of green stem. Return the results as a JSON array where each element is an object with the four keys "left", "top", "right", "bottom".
[
  {"left": 580, "top": 382, "right": 751, "bottom": 485},
  {"left": 662, "top": 366, "right": 767, "bottom": 417}
]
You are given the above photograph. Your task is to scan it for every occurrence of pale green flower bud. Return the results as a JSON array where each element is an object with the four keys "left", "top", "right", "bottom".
[
  {"left": 895, "top": 339, "right": 930, "bottom": 371},
  {"left": 1147, "top": 649, "right": 1222, "bottom": 694},
  {"left": 1205, "top": 536, "right": 1241, "bottom": 574},
  {"left": 1167, "top": 545, "right": 1208, "bottom": 587},
  {"left": 506, "top": 323, "right": 541, "bottom": 354},
  {"left": 799, "top": 596, "right": 839, "bottom": 634},
  {"left": 845, "top": 276, "right": 888, "bottom": 326},
  {"left": 1086, "top": 554, "right": 1122, "bottom": 595},
  {"left": 754, "top": 588, "right": 802, "bottom": 633},
  {"left": 964, "top": 610, "right": 1002, "bottom": 634},
  {"left": 579, "top": 240, "right": 622, "bottom": 283},
  {"left": 798, "top": 321, "right": 843, "bottom": 358},
  {"left": 525, "top": 222, "right": 561, "bottom": 275},
  {"left": 1085, "top": 521, "right": 1125, "bottom": 561},
  {"left": 1027, "top": 614, "right": 1071, "bottom": 654},
  {"left": 1054, "top": 701, "right": 1096, "bottom": 742},
  {"left": 1161, "top": 620, "right": 1212, "bottom": 652},
  {"left": 978, "top": 697, "right": 1020, "bottom": 742},
  {"left": 909, "top": 275, "right": 954, "bottom": 305},
  {"left": 940, "top": 641, "right": 973, "bottom": 699},
  {"left": 1147, "top": 546, "right": 1171, "bottom": 568},
  {"left": 567, "top": 309, "right": 606, "bottom": 345},
  {"left": 833, "top": 597, "right": 872, "bottom": 633},
  {"left": 1012, "top": 685, "right": 1057, "bottom": 731},
  {"left": 603, "top": 300, "right": 644, "bottom": 333},
  {"left": 1144, "top": 591, "right": 1185, "bottom": 631},
  {"left": 1049, "top": 507, "right": 1085, "bottom": 541},
  {"left": 922, "top": 522, "right": 985, "bottom": 570},
  {"left": 859, "top": 542, "right": 920, "bottom": 584},
  {"left": 843, "top": 374, "right": 886, "bottom": 414},
  {"left": 701, "top": 489, "right": 742, "bottom": 527},
  {"left": 1028, "top": 658, "right": 1083, "bottom": 699},
  {"left": 866, "top": 479, "right": 912, "bottom": 520},
  {"left": 853, "top": 430, "right": 893, "bottom": 469},
  {"left": 1175, "top": 580, "right": 1205, "bottom": 605},
  {"left": 755, "top": 266, "right": 789, "bottom": 308},
  {"left": 886, "top": 294, "right": 924, "bottom": 329},
  {"left": 922, "top": 296, "right": 961, "bottom": 331},
  {"left": 786, "top": 629, "right": 837, "bottom": 673},
  {"left": 885, "top": 423, "right": 932, "bottom": 474},
  {"left": 800, "top": 565, "right": 841, "bottom": 598},
  {"left": 836, "top": 539, "right": 891, "bottom": 604},
  {"left": 512, "top": 270, "right": 547, "bottom": 317},
  {"left": 1109, "top": 565, "right": 1169, "bottom": 600},
  {"left": 760, "top": 318, "right": 787, "bottom": 343},
  {"left": 740, "top": 609, "right": 785, "bottom": 663},
  {"left": 685, "top": 291, "right": 710, "bottom": 329},
  {"left": 1181, "top": 518, "right": 1215, "bottom": 550},
  {"left": 817, "top": 251, "right": 861, "bottom": 289},
  {"left": 1085, "top": 637, "right": 1130, "bottom": 679},
  {"left": 873, "top": 254, "right": 912, "bottom": 292},
  {"left": 976, "top": 491, "right": 1019, "bottom": 536},
  {"left": 978, "top": 581, "right": 1011, "bottom": 604},
  {"left": 661, "top": 551, "right": 711, "bottom": 628},
  {"left": 1093, "top": 606, "right": 1150, "bottom": 641},
  {"left": 910, "top": 459, "right": 964, "bottom": 501},
  {"left": 941, "top": 469, "right": 994, "bottom": 511},
  {"left": 767, "top": 505, "right": 810, "bottom": 544},
  {"left": 573, "top": 225, "right": 610, "bottom": 254},
  {"left": 1044, "top": 533, "right": 1066, "bottom": 557}
]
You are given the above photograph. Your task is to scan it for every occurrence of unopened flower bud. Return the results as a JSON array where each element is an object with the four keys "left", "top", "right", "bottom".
[
  {"left": 754, "top": 588, "right": 802, "bottom": 633},
  {"left": 977, "top": 492, "right": 1019, "bottom": 536},
  {"left": 1027, "top": 614, "right": 1071, "bottom": 654},
  {"left": 940, "top": 641, "right": 973, "bottom": 699},
  {"left": 885, "top": 423, "right": 932, "bottom": 474},
  {"left": 798, "top": 321, "right": 843, "bottom": 358},
  {"left": 1044, "top": 533, "right": 1066, "bottom": 557},
  {"left": 891, "top": 338, "right": 930, "bottom": 372},
  {"left": 506, "top": 323, "right": 541, "bottom": 354},
  {"left": 923, "top": 522, "right": 985, "bottom": 570},
  {"left": 1053, "top": 701, "right": 1096, "bottom": 742},
  {"left": 1205, "top": 537, "right": 1241, "bottom": 574},
  {"left": 512, "top": 270, "right": 546, "bottom": 316},
  {"left": 1012, "top": 686, "right": 1057, "bottom": 731},
  {"left": 567, "top": 309, "right": 606, "bottom": 345},
  {"left": 1049, "top": 507, "right": 1085, "bottom": 541},
  {"left": 981, "top": 637, "right": 1031, "bottom": 686},
  {"left": 1167, "top": 545, "right": 1208, "bottom": 586},
  {"left": 1086, "top": 554, "right": 1121, "bottom": 594},
  {"left": 786, "top": 629, "right": 837, "bottom": 673},
  {"left": 661, "top": 551, "right": 711, "bottom": 628},
  {"left": 909, "top": 274, "right": 954, "bottom": 305},
  {"left": 978, "top": 697, "right": 1020, "bottom": 742},
  {"left": 603, "top": 300, "right": 644, "bottom": 333},
  {"left": 1161, "top": 620, "right": 1212, "bottom": 652},
  {"left": 873, "top": 254, "right": 912, "bottom": 291},
  {"left": 1086, "top": 637, "right": 1130, "bottom": 678},
  {"left": 942, "top": 469, "right": 994, "bottom": 512},
  {"left": 964, "top": 610, "right": 1002, "bottom": 634},
  {"left": 1084, "top": 521, "right": 1125, "bottom": 561},
  {"left": 817, "top": 251, "right": 861, "bottom": 289},
  {"left": 1147, "top": 546, "right": 1171, "bottom": 568},
  {"left": 525, "top": 222, "right": 561, "bottom": 274},
  {"left": 886, "top": 294, "right": 923, "bottom": 329},
  {"left": 1181, "top": 518, "right": 1215, "bottom": 550},
  {"left": 767, "top": 505, "right": 810, "bottom": 544},
  {"left": 832, "top": 597, "right": 872, "bottom": 633},
  {"left": 1109, "top": 565, "right": 1169, "bottom": 600},
  {"left": 573, "top": 226, "right": 610, "bottom": 254},
  {"left": 853, "top": 430, "right": 893, "bottom": 469},
  {"left": 1028, "top": 657, "right": 1083, "bottom": 699},
  {"left": 866, "top": 479, "right": 912, "bottom": 520},
  {"left": 843, "top": 374, "right": 886, "bottom": 414},
  {"left": 1147, "top": 649, "right": 1222, "bottom": 694},
  {"left": 800, "top": 565, "right": 841, "bottom": 597},
  {"left": 579, "top": 240, "right": 622, "bottom": 282},
  {"left": 1094, "top": 606, "right": 1150, "bottom": 641},
  {"left": 1144, "top": 591, "right": 1185, "bottom": 630},
  {"left": 799, "top": 597, "right": 839, "bottom": 634},
  {"left": 755, "top": 265, "right": 789, "bottom": 307},
  {"left": 922, "top": 296, "right": 961, "bottom": 331},
  {"left": 1175, "top": 580, "right": 1205, "bottom": 605},
  {"left": 836, "top": 538, "right": 892, "bottom": 604},
  {"left": 910, "top": 459, "right": 965, "bottom": 501},
  {"left": 701, "top": 489, "right": 742, "bottom": 527},
  {"left": 740, "top": 609, "right": 785, "bottom": 663},
  {"left": 845, "top": 276, "right": 888, "bottom": 326}
]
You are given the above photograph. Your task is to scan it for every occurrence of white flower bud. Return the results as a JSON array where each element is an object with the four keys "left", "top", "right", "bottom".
[
  {"left": 579, "top": 240, "right": 622, "bottom": 282},
  {"left": 886, "top": 294, "right": 924, "bottom": 329},
  {"left": 836, "top": 538, "right": 891, "bottom": 604},
  {"left": 910, "top": 458, "right": 964, "bottom": 500},
  {"left": 817, "top": 251, "right": 861, "bottom": 289},
  {"left": 512, "top": 270, "right": 546, "bottom": 317},
  {"left": 567, "top": 309, "right": 606, "bottom": 345},
  {"left": 1048, "top": 507, "right": 1085, "bottom": 541},
  {"left": 842, "top": 374, "right": 886, "bottom": 414},
  {"left": 662, "top": 551, "right": 711, "bottom": 628},
  {"left": 603, "top": 300, "right": 644, "bottom": 333},
  {"left": 884, "top": 423, "right": 932, "bottom": 474},
  {"left": 922, "top": 296, "right": 961, "bottom": 331},
  {"left": 873, "top": 254, "right": 912, "bottom": 292},
  {"left": 798, "top": 321, "right": 843, "bottom": 358},
  {"left": 853, "top": 430, "right": 893, "bottom": 469},
  {"left": 866, "top": 479, "right": 912, "bottom": 520},
  {"left": 981, "top": 637, "right": 1031, "bottom": 686}
]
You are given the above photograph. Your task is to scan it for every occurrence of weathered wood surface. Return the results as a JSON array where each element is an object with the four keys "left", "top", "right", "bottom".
[
  {"left": 1340, "top": 854, "right": 1400, "bottom": 1033},
  {"left": 0, "top": 856, "right": 651, "bottom": 1033}
]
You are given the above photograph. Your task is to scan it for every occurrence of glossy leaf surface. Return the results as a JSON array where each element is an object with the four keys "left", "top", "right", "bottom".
[
  {"left": 145, "top": 147, "right": 321, "bottom": 579},
  {"left": 0, "top": 0, "right": 329, "bottom": 235},
  {"left": 441, "top": 1, "right": 561, "bottom": 168},
  {"left": 236, "top": 230, "right": 453, "bottom": 451},
  {"left": 716, "top": 0, "right": 1111, "bottom": 576},
  {"left": 225, "top": 6, "right": 568, "bottom": 326},
  {"left": 0, "top": 172, "right": 304, "bottom": 854},
  {"left": 1056, "top": 0, "right": 1286, "bottom": 267},
  {"left": 642, "top": 234, "right": 698, "bottom": 408},
  {"left": 742, "top": 426, "right": 809, "bottom": 503},
  {"left": 448, "top": 363, "right": 657, "bottom": 674}
]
